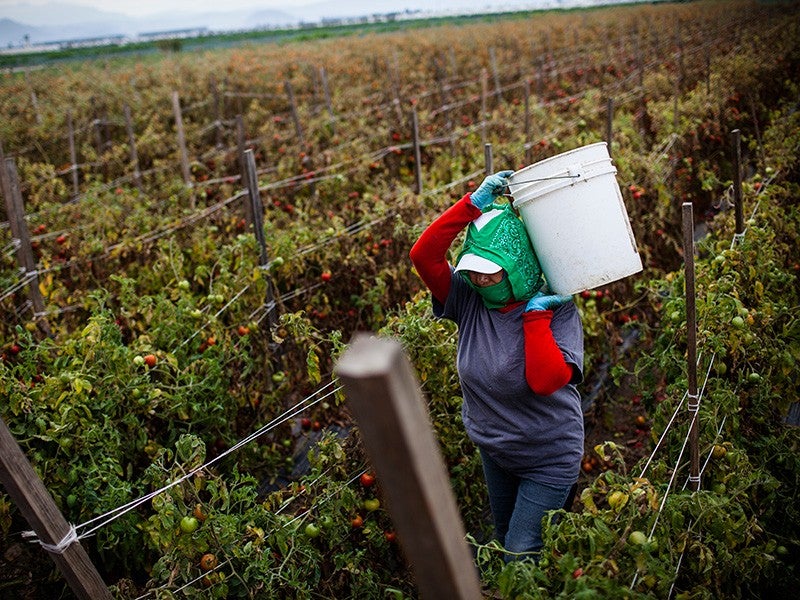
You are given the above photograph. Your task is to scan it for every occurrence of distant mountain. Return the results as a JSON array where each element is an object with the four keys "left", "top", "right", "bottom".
[
  {"left": 0, "top": 0, "right": 641, "bottom": 47},
  {"left": 0, "top": 2, "right": 128, "bottom": 27},
  {"left": 0, "top": 2, "right": 301, "bottom": 46},
  {"left": 0, "top": 17, "right": 42, "bottom": 45},
  {"left": 0, "top": 16, "right": 131, "bottom": 46}
]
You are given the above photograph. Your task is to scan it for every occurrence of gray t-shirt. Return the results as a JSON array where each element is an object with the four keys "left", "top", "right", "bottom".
[{"left": 433, "top": 270, "right": 585, "bottom": 486}]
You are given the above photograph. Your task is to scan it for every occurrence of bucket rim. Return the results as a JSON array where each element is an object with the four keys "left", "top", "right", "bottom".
[{"left": 508, "top": 141, "right": 609, "bottom": 181}]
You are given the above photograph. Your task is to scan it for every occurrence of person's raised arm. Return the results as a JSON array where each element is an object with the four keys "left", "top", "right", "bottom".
[{"left": 409, "top": 171, "right": 513, "bottom": 304}]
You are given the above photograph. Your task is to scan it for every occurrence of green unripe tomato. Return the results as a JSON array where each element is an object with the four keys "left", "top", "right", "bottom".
[
  {"left": 628, "top": 530, "right": 648, "bottom": 546},
  {"left": 320, "top": 515, "right": 335, "bottom": 529},
  {"left": 363, "top": 498, "right": 381, "bottom": 512},
  {"left": 180, "top": 516, "right": 199, "bottom": 534}
]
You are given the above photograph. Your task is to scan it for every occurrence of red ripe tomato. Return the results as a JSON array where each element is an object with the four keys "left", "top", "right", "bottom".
[
  {"left": 359, "top": 473, "right": 376, "bottom": 488},
  {"left": 200, "top": 553, "right": 218, "bottom": 571}
]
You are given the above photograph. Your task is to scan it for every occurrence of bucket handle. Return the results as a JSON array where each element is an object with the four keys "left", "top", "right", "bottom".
[{"left": 504, "top": 174, "right": 581, "bottom": 186}]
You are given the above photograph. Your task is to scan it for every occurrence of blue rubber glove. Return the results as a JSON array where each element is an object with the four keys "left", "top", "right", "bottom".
[
  {"left": 470, "top": 169, "right": 514, "bottom": 210},
  {"left": 525, "top": 290, "right": 572, "bottom": 312}
]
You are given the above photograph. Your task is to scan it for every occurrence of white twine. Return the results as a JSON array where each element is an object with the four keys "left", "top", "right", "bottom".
[{"left": 23, "top": 523, "right": 79, "bottom": 554}]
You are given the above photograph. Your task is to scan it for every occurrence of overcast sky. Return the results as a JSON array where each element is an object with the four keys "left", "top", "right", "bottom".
[
  {"left": 0, "top": 1, "right": 322, "bottom": 17},
  {"left": 0, "top": 0, "right": 534, "bottom": 18}
]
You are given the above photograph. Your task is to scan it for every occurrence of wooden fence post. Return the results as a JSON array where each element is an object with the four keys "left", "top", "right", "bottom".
[
  {"left": 0, "top": 418, "right": 112, "bottom": 599},
  {"left": 334, "top": 334, "right": 483, "bottom": 600},
  {"left": 681, "top": 203, "right": 700, "bottom": 492}
]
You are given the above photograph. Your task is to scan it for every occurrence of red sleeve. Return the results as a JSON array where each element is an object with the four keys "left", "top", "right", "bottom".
[
  {"left": 523, "top": 310, "right": 574, "bottom": 396},
  {"left": 409, "top": 194, "right": 482, "bottom": 304}
]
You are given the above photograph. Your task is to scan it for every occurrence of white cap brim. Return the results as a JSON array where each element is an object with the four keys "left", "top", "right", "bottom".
[{"left": 454, "top": 253, "right": 502, "bottom": 274}]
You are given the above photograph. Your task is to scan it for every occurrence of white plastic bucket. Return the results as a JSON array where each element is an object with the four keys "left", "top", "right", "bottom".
[{"left": 508, "top": 142, "right": 642, "bottom": 295}]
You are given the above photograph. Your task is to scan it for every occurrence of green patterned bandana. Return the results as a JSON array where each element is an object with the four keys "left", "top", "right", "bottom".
[
  {"left": 473, "top": 275, "right": 514, "bottom": 308},
  {"left": 456, "top": 203, "right": 543, "bottom": 307}
]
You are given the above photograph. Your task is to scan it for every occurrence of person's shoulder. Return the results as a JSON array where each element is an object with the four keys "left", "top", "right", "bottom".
[{"left": 552, "top": 300, "right": 582, "bottom": 326}]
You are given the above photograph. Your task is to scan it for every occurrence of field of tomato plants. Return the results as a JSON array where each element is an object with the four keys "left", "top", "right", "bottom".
[{"left": 1, "top": 0, "right": 799, "bottom": 597}]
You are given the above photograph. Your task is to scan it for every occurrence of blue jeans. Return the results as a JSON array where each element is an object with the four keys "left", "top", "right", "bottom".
[{"left": 480, "top": 448, "right": 573, "bottom": 562}]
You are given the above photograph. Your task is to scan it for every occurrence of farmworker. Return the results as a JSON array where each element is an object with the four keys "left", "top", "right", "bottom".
[{"left": 409, "top": 170, "right": 584, "bottom": 562}]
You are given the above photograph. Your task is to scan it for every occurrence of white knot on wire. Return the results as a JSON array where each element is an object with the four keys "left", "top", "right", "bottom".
[
  {"left": 687, "top": 393, "right": 700, "bottom": 412},
  {"left": 23, "top": 524, "right": 79, "bottom": 554}
]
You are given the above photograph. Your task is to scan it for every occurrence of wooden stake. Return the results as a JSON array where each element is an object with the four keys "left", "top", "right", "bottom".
[
  {"left": 334, "top": 335, "right": 483, "bottom": 600},
  {"left": 319, "top": 66, "right": 335, "bottom": 134},
  {"left": 489, "top": 47, "right": 502, "bottom": 103},
  {"left": 3, "top": 157, "right": 50, "bottom": 334},
  {"left": 731, "top": 129, "right": 744, "bottom": 235},
  {"left": 0, "top": 138, "right": 6, "bottom": 222},
  {"left": 25, "top": 72, "right": 42, "bottom": 125},
  {"left": 433, "top": 56, "right": 454, "bottom": 156},
  {"left": 210, "top": 76, "right": 224, "bottom": 149},
  {"left": 171, "top": 91, "right": 193, "bottom": 202},
  {"left": 66, "top": 111, "right": 80, "bottom": 200},
  {"left": 484, "top": 143, "right": 493, "bottom": 177},
  {"left": 389, "top": 54, "right": 404, "bottom": 126},
  {"left": 524, "top": 80, "right": 532, "bottom": 166},
  {"left": 0, "top": 418, "right": 112, "bottom": 599},
  {"left": 606, "top": 97, "right": 614, "bottom": 158},
  {"left": 411, "top": 107, "right": 422, "bottom": 195},
  {"left": 244, "top": 149, "right": 268, "bottom": 267},
  {"left": 480, "top": 68, "right": 488, "bottom": 147},
  {"left": 244, "top": 149, "right": 281, "bottom": 359},
  {"left": 681, "top": 203, "right": 700, "bottom": 492},
  {"left": 236, "top": 115, "right": 252, "bottom": 225},
  {"left": 284, "top": 80, "right": 305, "bottom": 148},
  {"left": 90, "top": 97, "right": 103, "bottom": 159},
  {"left": 536, "top": 56, "right": 544, "bottom": 98},
  {"left": 123, "top": 105, "right": 142, "bottom": 191}
]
